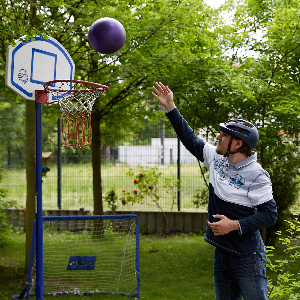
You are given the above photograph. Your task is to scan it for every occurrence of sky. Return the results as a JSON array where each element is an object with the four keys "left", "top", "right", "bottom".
[
  {"left": 203, "top": 0, "right": 226, "bottom": 8},
  {"left": 202, "top": 0, "right": 261, "bottom": 58}
]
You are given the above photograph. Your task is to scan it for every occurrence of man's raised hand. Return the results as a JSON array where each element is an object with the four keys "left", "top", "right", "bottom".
[{"left": 152, "top": 82, "right": 176, "bottom": 112}]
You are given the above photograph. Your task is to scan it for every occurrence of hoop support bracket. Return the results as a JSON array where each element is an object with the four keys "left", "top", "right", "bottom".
[{"left": 35, "top": 90, "right": 48, "bottom": 103}]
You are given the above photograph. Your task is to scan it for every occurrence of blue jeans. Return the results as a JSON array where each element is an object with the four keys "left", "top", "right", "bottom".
[{"left": 213, "top": 248, "right": 269, "bottom": 300}]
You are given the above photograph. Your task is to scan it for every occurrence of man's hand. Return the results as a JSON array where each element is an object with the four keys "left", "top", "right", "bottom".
[
  {"left": 208, "top": 214, "right": 240, "bottom": 236},
  {"left": 152, "top": 82, "right": 176, "bottom": 112}
]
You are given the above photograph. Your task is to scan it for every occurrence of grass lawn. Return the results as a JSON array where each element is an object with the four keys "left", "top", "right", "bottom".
[
  {"left": 0, "top": 234, "right": 26, "bottom": 300},
  {"left": 1, "top": 232, "right": 299, "bottom": 300},
  {"left": 1, "top": 232, "right": 215, "bottom": 300}
]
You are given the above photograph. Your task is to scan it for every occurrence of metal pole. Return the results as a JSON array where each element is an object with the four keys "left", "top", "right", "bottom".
[
  {"left": 160, "top": 105, "right": 165, "bottom": 165},
  {"left": 177, "top": 99, "right": 181, "bottom": 211},
  {"left": 57, "top": 118, "right": 61, "bottom": 209},
  {"left": 160, "top": 122, "right": 164, "bottom": 165},
  {"left": 177, "top": 136, "right": 181, "bottom": 211},
  {"left": 35, "top": 102, "right": 44, "bottom": 299}
]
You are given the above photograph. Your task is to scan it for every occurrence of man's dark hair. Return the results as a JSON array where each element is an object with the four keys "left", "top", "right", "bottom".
[
  {"left": 230, "top": 119, "right": 253, "bottom": 157},
  {"left": 238, "top": 141, "right": 252, "bottom": 157}
]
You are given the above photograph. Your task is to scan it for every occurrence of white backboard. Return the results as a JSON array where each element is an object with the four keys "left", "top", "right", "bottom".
[{"left": 5, "top": 36, "right": 75, "bottom": 101}]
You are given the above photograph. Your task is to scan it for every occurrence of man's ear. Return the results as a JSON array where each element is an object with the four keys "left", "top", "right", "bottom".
[{"left": 234, "top": 139, "right": 243, "bottom": 149}]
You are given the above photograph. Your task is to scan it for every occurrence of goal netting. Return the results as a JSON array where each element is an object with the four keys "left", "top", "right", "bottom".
[{"left": 13, "top": 215, "right": 140, "bottom": 299}]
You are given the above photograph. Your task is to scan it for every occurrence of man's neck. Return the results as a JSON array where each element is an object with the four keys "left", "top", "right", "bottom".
[{"left": 227, "top": 152, "right": 248, "bottom": 165}]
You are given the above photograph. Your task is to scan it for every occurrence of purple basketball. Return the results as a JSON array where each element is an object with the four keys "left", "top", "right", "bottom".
[{"left": 88, "top": 18, "right": 126, "bottom": 54}]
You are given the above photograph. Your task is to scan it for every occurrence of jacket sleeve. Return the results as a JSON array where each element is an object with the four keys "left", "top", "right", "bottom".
[
  {"left": 166, "top": 108, "right": 206, "bottom": 162},
  {"left": 237, "top": 199, "right": 278, "bottom": 234}
]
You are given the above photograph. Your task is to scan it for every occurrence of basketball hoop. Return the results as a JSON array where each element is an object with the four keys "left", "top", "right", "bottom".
[{"left": 39, "top": 80, "right": 108, "bottom": 148}]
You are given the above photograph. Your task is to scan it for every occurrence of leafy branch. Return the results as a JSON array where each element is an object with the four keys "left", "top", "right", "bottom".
[{"left": 267, "top": 215, "right": 300, "bottom": 299}]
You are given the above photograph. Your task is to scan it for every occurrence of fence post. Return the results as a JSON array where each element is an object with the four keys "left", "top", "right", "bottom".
[
  {"left": 177, "top": 98, "right": 181, "bottom": 211},
  {"left": 160, "top": 105, "right": 165, "bottom": 165}
]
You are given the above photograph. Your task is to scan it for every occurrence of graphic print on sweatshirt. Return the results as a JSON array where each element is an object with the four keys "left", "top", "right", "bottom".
[
  {"left": 229, "top": 174, "right": 245, "bottom": 189},
  {"left": 214, "top": 157, "right": 246, "bottom": 192}
]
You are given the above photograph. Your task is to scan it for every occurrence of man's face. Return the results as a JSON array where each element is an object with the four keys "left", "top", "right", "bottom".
[
  {"left": 216, "top": 132, "right": 242, "bottom": 155},
  {"left": 216, "top": 132, "right": 231, "bottom": 155}
]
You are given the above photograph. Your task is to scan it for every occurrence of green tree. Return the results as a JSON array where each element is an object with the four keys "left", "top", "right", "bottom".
[
  {"left": 75, "top": 0, "right": 219, "bottom": 215},
  {"left": 0, "top": 91, "right": 26, "bottom": 167},
  {"left": 224, "top": 0, "right": 300, "bottom": 245},
  {"left": 1, "top": 0, "right": 219, "bottom": 269},
  {"left": 0, "top": 167, "right": 10, "bottom": 244},
  {"left": 169, "top": 0, "right": 300, "bottom": 245},
  {"left": 267, "top": 216, "right": 300, "bottom": 299}
]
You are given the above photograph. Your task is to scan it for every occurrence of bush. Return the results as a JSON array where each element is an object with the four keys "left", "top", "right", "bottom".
[
  {"left": 104, "top": 186, "right": 119, "bottom": 214},
  {"left": 192, "top": 165, "right": 209, "bottom": 208},
  {"left": 104, "top": 166, "right": 179, "bottom": 231},
  {"left": 263, "top": 137, "right": 300, "bottom": 246},
  {"left": 0, "top": 167, "right": 15, "bottom": 244},
  {"left": 125, "top": 165, "right": 179, "bottom": 212},
  {"left": 267, "top": 215, "right": 300, "bottom": 299}
]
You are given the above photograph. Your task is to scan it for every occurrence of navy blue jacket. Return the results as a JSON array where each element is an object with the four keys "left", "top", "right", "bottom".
[{"left": 166, "top": 108, "right": 278, "bottom": 255}]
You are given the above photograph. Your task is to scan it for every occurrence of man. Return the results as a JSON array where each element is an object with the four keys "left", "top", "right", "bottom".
[{"left": 152, "top": 82, "right": 278, "bottom": 300}]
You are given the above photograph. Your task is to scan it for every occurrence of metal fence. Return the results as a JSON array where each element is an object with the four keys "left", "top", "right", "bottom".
[{"left": 0, "top": 104, "right": 208, "bottom": 212}]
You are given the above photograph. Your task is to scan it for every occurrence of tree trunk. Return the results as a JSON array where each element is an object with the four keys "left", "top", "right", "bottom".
[
  {"left": 7, "top": 147, "right": 11, "bottom": 168},
  {"left": 25, "top": 100, "right": 36, "bottom": 273},
  {"left": 91, "top": 114, "right": 103, "bottom": 215},
  {"left": 101, "top": 141, "right": 109, "bottom": 163}
]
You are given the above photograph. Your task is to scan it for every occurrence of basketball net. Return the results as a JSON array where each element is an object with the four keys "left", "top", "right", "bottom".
[{"left": 43, "top": 80, "right": 109, "bottom": 148}]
